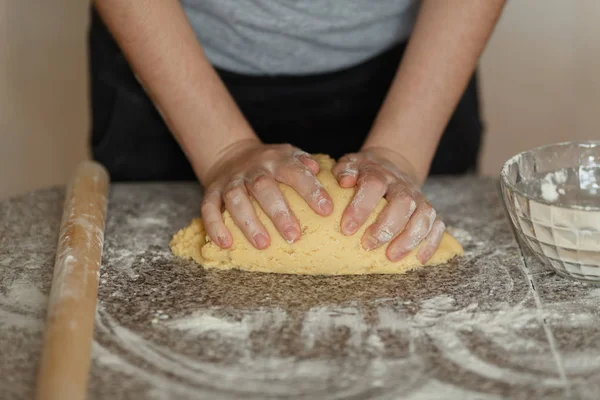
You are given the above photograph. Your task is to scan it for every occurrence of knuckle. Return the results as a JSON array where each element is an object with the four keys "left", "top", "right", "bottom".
[
  {"left": 434, "top": 219, "right": 446, "bottom": 233},
  {"left": 359, "top": 174, "right": 386, "bottom": 191},
  {"left": 396, "top": 193, "right": 417, "bottom": 215},
  {"left": 427, "top": 206, "right": 437, "bottom": 221},
  {"left": 272, "top": 210, "right": 292, "bottom": 224},
  {"left": 350, "top": 201, "right": 371, "bottom": 217},
  {"left": 276, "top": 162, "right": 316, "bottom": 186},
  {"left": 272, "top": 169, "right": 286, "bottom": 182},
  {"left": 200, "top": 191, "right": 219, "bottom": 210},
  {"left": 396, "top": 191, "right": 415, "bottom": 207},
  {"left": 269, "top": 195, "right": 290, "bottom": 215},
  {"left": 223, "top": 177, "right": 243, "bottom": 192},
  {"left": 200, "top": 198, "right": 212, "bottom": 213},
  {"left": 250, "top": 174, "right": 273, "bottom": 193},
  {"left": 418, "top": 201, "right": 434, "bottom": 216},
  {"left": 274, "top": 159, "right": 297, "bottom": 175},
  {"left": 240, "top": 218, "right": 256, "bottom": 233},
  {"left": 223, "top": 185, "right": 244, "bottom": 203},
  {"left": 205, "top": 220, "right": 221, "bottom": 232},
  {"left": 263, "top": 147, "right": 280, "bottom": 157},
  {"left": 280, "top": 143, "right": 295, "bottom": 152},
  {"left": 245, "top": 168, "right": 268, "bottom": 180},
  {"left": 386, "top": 183, "right": 405, "bottom": 197},
  {"left": 292, "top": 164, "right": 312, "bottom": 179},
  {"left": 206, "top": 183, "right": 221, "bottom": 193},
  {"left": 358, "top": 164, "right": 379, "bottom": 176},
  {"left": 413, "top": 207, "right": 436, "bottom": 236},
  {"left": 345, "top": 154, "right": 359, "bottom": 163}
]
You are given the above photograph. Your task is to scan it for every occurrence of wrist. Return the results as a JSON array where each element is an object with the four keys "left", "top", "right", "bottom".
[
  {"left": 360, "top": 144, "right": 427, "bottom": 186},
  {"left": 194, "top": 137, "right": 262, "bottom": 186}
]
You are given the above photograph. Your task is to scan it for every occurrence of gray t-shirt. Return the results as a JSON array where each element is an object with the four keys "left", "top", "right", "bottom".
[{"left": 180, "top": 0, "right": 419, "bottom": 75}]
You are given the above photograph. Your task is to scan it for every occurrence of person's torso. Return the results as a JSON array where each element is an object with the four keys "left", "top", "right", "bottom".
[{"left": 180, "top": 0, "right": 419, "bottom": 75}]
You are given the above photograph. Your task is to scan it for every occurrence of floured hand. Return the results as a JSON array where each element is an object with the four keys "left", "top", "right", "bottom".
[
  {"left": 332, "top": 147, "right": 445, "bottom": 264},
  {"left": 200, "top": 140, "right": 334, "bottom": 250}
]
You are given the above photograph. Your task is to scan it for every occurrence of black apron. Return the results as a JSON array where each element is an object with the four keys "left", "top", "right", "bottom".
[{"left": 88, "top": 6, "right": 484, "bottom": 182}]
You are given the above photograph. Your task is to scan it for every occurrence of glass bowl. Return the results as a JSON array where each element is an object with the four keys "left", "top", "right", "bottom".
[{"left": 500, "top": 141, "right": 600, "bottom": 283}]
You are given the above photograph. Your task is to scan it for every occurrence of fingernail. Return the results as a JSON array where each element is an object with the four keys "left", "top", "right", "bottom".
[
  {"left": 253, "top": 233, "right": 269, "bottom": 249},
  {"left": 339, "top": 176, "right": 355, "bottom": 188},
  {"left": 417, "top": 251, "right": 430, "bottom": 264},
  {"left": 307, "top": 158, "right": 319, "bottom": 168},
  {"left": 318, "top": 198, "right": 333, "bottom": 214},
  {"left": 283, "top": 226, "right": 300, "bottom": 243},
  {"left": 217, "top": 234, "right": 230, "bottom": 248},
  {"left": 389, "top": 247, "right": 407, "bottom": 262},
  {"left": 362, "top": 235, "right": 379, "bottom": 250},
  {"left": 344, "top": 220, "right": 358, "bottom": 235}
]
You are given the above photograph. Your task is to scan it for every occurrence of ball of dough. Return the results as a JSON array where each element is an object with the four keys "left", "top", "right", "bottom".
[{"left": 170, "top": 154, "right": 463, "bottom": 275}]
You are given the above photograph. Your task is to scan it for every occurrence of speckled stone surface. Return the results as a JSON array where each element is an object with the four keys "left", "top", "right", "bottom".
[{"left": 1, "top": 177, "right": 600, "bottom": 400}]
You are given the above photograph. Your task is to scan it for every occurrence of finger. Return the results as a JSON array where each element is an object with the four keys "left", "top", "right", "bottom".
[
  {"left": 293, "top": 150, "right": 320, "bottom": 175},
  {"left": 341, "top": 166, "right": 388, "bottom": 235},
  {"left": 275, "top": 161, "right": 334, "bottom": 216},
  {"left": 246, "top": 171, "right": 301, "bottom": 243},
  {"left": 416, "top": 219, "right": 446, "bottom": 264},
  {"left": 200, "top": 189, "right": 232, "bottom": 248},
  {"left": 386, "top": 199, "right": 437, "bottom": 262},
  {"left": 332, "top": 154, "right": 359, "bottom": 188},
  {"left": 361, "top": 189, "right": 417, "bottom": 250},
  {"left": 222, "top": 179, "right": 270, "bottom": 249}
]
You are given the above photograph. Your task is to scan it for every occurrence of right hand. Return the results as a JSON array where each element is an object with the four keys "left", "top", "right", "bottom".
[{"left": 200, "top": 140, "right": 334, "bottom": 250}]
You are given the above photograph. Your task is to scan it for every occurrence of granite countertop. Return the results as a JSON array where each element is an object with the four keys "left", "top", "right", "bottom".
[{"left": 1, "top": 177, "right": 599, "bottom": 400}]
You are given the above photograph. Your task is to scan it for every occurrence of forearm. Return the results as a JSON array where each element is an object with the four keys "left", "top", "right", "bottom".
[
  {"left": 363, "top": 0, "right": 505, "bottom": 183},
  {"left": 93, "top": 0, "right": 258, "bottom": 184}
]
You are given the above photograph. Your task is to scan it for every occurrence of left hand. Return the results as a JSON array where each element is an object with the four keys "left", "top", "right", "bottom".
[{"left": 332, "top": 147, "right": 446, "bottom": 263}]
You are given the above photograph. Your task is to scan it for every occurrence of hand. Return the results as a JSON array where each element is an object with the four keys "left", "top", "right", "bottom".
[
  {"left": 332, "top": 147, "right": 445, "bottom": 263},
  {"left": 200, "top": 140, "right": 334, "bottom": 249}
]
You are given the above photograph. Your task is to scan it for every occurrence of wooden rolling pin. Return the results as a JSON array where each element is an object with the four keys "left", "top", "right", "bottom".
[{"left": 35, "top": 161, "right": 110, "bottom": 400}]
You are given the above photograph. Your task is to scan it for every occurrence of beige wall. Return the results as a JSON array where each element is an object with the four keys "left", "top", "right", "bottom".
[
  {"left": 479, "top": 0, "right": 600, "bottom": 175},
  {"left": 0, "top": 0, "right": 90, "bottom": 199},
  {"left": 1, "top": 0, "right": 599, "bottom": 199}
]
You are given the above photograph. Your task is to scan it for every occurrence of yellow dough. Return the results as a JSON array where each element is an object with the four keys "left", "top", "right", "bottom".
[{"left": 170, "top": 154, "right": 463, "bottom": 275}]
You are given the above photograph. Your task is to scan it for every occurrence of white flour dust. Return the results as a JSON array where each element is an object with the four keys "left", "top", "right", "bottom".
[
  {"left": 0, "top": 279, "right": 47, "bottom": 329},
  {"left": 579, "top": 166, "right": 600, "bottom": 195},
  {"left": 101, "top": 218, "right": 173, "bottom": 282},
  {"left": 49, "top": 251, "right": 78, "bottom": 310},
  {"left": 300, "top": 306, "right": 368, "bottom": 349},
  {"left": 540, "top": 169, "right": 567, "bottom": 203},
  {"left": 1, "top": 279, "right": 47, "bottom": 311},
  {"left": 89, "top": 291, "right": 600, "bottom": 399},
  {"left": 165, "top": 309, "right": 288, "bottom": 343}
]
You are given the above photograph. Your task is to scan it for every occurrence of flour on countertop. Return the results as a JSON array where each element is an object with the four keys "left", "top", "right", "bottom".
[
  {"left": 1, "top": 278, "right": 47, "bottom": 311},
  {"left": 90, "top": 293, "right": 600, "bottom": 398},
  {"left": 4, "top": 182, "right": 600, "bottom": 399}
]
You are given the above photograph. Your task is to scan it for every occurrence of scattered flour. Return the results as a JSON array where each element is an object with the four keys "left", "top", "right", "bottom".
[
  {"left": 0, "top": 279, "right": 47, "bottom": 329},
  {"left": 87, "top": 292, "right": 600, "bottom": 398},
  {"left": 1, "top": 279, "right": 47, "bottom": 311}
]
